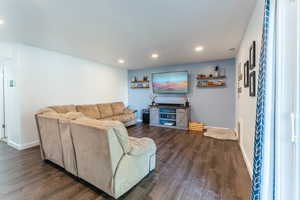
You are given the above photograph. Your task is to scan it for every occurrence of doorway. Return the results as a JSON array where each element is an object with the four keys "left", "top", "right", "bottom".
[{"left": 0, "top": 59, "right": 6, "bottom": 142}]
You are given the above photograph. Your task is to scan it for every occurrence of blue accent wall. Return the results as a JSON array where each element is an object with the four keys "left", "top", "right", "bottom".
[{"left": 128, "top": 58, "right": 236, "bottom": 128}]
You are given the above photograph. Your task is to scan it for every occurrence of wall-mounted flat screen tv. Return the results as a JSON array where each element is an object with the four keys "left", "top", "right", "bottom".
[{"left": 152, "top": 71, "right": 188, "bottom": 94}]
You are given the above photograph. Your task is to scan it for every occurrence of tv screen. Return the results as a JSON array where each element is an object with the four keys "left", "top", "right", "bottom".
[{"left": 152, "top": 71, "right": 188, "bottom": 94}]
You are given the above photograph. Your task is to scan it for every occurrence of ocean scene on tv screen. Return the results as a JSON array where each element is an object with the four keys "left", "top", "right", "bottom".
[{"left": 152, "top": 72, "right": 188, "bottom": 93}]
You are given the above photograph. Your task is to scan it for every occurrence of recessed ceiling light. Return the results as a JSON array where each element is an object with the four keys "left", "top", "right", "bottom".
[
  {"left": 195, "top": 46, "right": 204, "bottom": 52},
  {"left": 151, "top": 53, "right": 159, "bottom": 59},
  {"left": 118, "top": 59, "right": 125, "bottom": 64},
  {"left": 0, "top": 19, "right": 4, "bottom": 25}
]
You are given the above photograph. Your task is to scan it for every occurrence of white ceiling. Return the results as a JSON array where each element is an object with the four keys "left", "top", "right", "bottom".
[{"left": 0, "top": 0, "right": 256, "bottom": 69}]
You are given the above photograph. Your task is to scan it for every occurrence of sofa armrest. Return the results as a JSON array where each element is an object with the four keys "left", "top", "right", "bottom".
[
  {"left": 128, "top": 137, "right": 156, "bottom": 156},
  {"left": 124, "top": 108, "right": 136, "bottom": 114}
]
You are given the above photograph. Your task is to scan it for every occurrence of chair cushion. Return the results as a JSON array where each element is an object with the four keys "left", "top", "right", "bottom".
[
  {"left": 49, "top": 105, "right": 76, "bottom": 113},
  {"left": 111, "top": 102, "right": 125, "bottom": 115},
  {"left": 97, "top": 103, "right": 114, "bottom": 118},
  {"left": 76, "top": 105, "right": 100, "bottom": 119}
]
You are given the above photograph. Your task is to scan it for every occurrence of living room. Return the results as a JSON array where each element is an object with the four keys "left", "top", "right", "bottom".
[{"left": 1, "top": 0, "right": 299, "bottom": 200}]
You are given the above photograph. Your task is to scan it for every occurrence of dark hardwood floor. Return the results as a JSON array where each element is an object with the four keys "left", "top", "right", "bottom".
[{"left": 0, "top": 123, "right": 251, "bottom": 200}]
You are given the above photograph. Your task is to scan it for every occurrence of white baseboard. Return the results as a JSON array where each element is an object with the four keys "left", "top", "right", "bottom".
[
  {"left": 205, "top": 125, "right": 231, "bottom": 130},
  {"left": 8, "top": 140, "right": 40, "bottom": 150},
  {"left": 240, "top": 143, "right": 253, "bottom": 179}
]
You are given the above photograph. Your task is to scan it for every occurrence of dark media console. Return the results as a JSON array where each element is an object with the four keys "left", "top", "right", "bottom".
[{"left": 149, "top": 103, "right": 190, "bottom": 130}]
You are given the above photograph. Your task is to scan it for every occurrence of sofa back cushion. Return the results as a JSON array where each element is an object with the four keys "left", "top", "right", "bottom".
[
  {"left": 39, "top": 111, "right": 68, "bottom": 120},
  {"left": 36, "top": 107, "right": 56, "bottom": 115},
  {"left": 97, "top": 103, "right": 114, "bottom": 118},
  {"left": 76, "top": 104, "right": 100, "bottom": 119},
  {"left": 111, "top": 102, "right": 125, "bottom": 115},
  {"left": 49, "top": 105, "right": 76, "bottom": 113},
  {"left": 64, "top": 112, "right": 85, "bottom": 120}
]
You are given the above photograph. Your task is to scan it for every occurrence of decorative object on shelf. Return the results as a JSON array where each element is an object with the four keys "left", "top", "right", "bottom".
[
  {"left": 249, "top": 71, "right": 256, "bottom": 96},
  {"left": 196, "top": 67, "right": 226, "bottom": 88},
  {"left": 131, "top": 82, "right": 149, "bottom": 88},
  {"left": 214, "top": 66, "right": 220, "bottom": 77},
  {"left": 197, "top": 75, "right": 226, "bottom": 80},
  {"left": 249, "top": 41, "right": 256, "bottom": 69},
  {"left": 143, "top": 76, "right": 149, "bottom": 82},
  {"left": 244, "top": 61, "right": 249, "bottom": 87},
  {"left": 198, "top": 74, "right": 207, "bottom": 78},
  {"left": 188, "top": 121, "right": 205, "bottom": 132},
  {"left": 197, "top": 79, "right": 225, "bottom": 87},
  {"left": 219, "top": 68, "right": 226, "bottom": 77},
  {"left": 149, "top": 94, "right": 157, "bottom": 106},
  {"left": 183, "top": 95, "right": 190, "bottom": 107},
  {"left": 130, "top": 76, "right": 150, "bottom": 88},
  {"left": 197, "top": 80, "right": 225, "bottom": 87}
]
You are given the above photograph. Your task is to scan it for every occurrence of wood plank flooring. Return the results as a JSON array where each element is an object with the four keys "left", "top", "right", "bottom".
[{"left": 0, "top": 123, "right": 251, "bottom": 200}]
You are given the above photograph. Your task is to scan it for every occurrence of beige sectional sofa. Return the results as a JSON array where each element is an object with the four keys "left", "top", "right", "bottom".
[
  {"left": 35, "top": 102, "right": 156, "bottom": 199},
  {"left": 47, "top": 102, "right": 137, "bottom": 127}
]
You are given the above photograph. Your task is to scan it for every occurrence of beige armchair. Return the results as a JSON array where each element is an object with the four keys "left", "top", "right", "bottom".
[{"left": 35, "top": 110, "right": 156, "bottom": 199}]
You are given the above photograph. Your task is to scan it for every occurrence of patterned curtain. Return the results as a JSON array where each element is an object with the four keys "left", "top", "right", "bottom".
[{"left": 251, "top": 0, "right": 272, "bottom": 199}]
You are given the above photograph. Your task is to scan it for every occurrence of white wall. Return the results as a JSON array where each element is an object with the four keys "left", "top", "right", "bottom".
[
  {"left": 0, "top": 42, "right": 128, "bottom": 149},
  {"left": 0, "top": 43, "right": 21, "bottom": 146},
  {"left": 235, "top": 0, "right": 264, "bottom": 177}
]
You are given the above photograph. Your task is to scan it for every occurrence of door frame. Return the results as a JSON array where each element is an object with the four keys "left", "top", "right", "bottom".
[{"left": 0, "top": 58, "right": 6, "bottom": 142}]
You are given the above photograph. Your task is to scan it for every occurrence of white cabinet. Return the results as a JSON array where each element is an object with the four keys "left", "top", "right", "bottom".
[{"left": 149, "top": 106, "right": 189, "bottom": 130}]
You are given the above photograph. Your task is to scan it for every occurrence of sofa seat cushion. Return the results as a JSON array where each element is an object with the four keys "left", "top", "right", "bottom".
[
  {"left": 111, "top": 102, "right": 125, "bottom": 115},
  {"left": 103, "top": 113, "right": 135, "bottom": 122},
  {"left": 97, "top": 103, "right": 114, "bottom": 118},
  {"left": 116, "top": 114, "right": 135, "bottom": 122},
  {"left": 49, "top": 105, "right": 76, "bottom": 113},
  {"left": 76, "top": 117, "right": 116, "bottom": 128},
  {"left": 128, "top": 137, "right": 156, "bottom": 156},
  {"left": 76, "top": 104, "right": 100, "bottom": 119}
]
